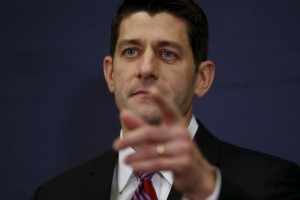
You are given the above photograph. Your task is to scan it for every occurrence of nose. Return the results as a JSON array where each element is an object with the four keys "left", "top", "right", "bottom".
[{"left": 136, "top": 49, "right": 158, "bottom": 80}]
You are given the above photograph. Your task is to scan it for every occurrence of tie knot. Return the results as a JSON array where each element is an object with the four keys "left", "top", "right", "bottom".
[{"left": 138, "top": 172, "right": 154, "bottom": 180}]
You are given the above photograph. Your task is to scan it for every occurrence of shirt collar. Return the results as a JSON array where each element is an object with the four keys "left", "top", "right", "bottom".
[{"left": 118, "top": 115, "right": 198, "bottom": 193}]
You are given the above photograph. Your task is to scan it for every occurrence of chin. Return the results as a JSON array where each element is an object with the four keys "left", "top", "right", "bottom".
[
  {"left": 135, "top": 108, "right": 162, "bottom": 125},
  {"left": 142, "top": 114, "right": 161, "bottom": 125}
]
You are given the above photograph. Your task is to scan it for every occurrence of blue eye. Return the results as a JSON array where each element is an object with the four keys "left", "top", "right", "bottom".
[
  {"left": 125, "top": 48, "right": 138, "bottom": 57},
  {"left": 163, "top": 51, "right": 174, "bottom": 58},
  {"left": 161, "top": 50, "right": 177, "bottom": 60}
]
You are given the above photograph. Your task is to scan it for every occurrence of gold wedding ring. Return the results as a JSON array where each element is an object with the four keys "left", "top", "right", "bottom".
[{"left": 156, "top": 144, "right": 165, "bottom": 155}]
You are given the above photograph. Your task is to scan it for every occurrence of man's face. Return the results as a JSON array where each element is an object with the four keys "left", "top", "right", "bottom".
[{"left": 104, "top": 12, "right": 200, "bottom": 125}]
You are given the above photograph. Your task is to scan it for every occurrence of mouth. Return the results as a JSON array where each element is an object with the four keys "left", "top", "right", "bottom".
[{"left": 131, "top": 90, "right": 151, "bottom": 97}]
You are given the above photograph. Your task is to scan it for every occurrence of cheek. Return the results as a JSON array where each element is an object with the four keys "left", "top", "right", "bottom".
[
  {"left": 169, "top": 70, "right": 192, "bottom": 88},
  {"left": 113, "top": 72, "right": 131, "bottom": 96},
  {"left": 173, "top": 73, "right": 197, "bottom": 94}
]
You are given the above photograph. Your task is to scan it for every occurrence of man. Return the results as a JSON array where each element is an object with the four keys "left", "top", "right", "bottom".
[{"left": 32, "top": 0, "right": 300, "bottom": 199}]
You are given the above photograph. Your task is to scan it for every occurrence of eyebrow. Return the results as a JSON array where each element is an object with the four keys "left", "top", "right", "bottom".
[
  {"left": 116, "top": 39, "right": 141, "bottom": 50},
  {"left": 116, "top": 39, "right": 184, "bottom": 54},
  {"left": 156, "top": 40, "right": 184, "bottom": 54}
]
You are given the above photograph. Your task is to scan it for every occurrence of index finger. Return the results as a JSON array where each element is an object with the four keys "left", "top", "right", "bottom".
[{"left": 149, "top": 88, "right": 184, "bottom": 127}]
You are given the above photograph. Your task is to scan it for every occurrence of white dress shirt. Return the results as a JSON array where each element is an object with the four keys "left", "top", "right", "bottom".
[{"left": 110, "top": 116, "right": 221, "bottom": 200}]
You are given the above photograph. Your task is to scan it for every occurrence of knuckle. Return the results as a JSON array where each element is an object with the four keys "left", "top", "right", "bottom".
[
  {"left": 151, "top": 159, "right": 164, "bottom": 171},
  {"left": 176, "top": 129, "right": 190, "bottom": 140},
  {"left": 178, "top": 158, "right": 192, "bottom": 172},
  {"left": 182, "top": 142, "right": 192, "bottom": 154},
  {"left": 143, "top": 128, "right": 153, "bottom": 140},
  {"left": 145, "top": 146, "right": 155, "bottom": 157},
  {"left": 175, "top": 142, "right": 192, "bottom": 155}
]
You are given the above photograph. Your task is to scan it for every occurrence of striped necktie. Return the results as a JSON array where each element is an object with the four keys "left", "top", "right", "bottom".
[{"left": 131, "top": 172, "right": 158, "bottom": 200}]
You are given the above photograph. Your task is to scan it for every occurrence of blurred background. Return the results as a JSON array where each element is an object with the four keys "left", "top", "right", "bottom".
[{"left": 1, "top": 0, "right": 299, "bottom": 199}]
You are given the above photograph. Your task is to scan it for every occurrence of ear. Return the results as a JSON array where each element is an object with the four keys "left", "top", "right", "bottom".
[
  {"left": 194, "top": 60, "right": 215, "bottom": 98},
  {"left": 103, "top": 56, "right": 115, "bottom": 93}
]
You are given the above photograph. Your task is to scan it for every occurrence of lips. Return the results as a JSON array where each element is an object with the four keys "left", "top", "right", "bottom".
[{"left": 131, "top": 90, "right": 150, "bottom": 97}]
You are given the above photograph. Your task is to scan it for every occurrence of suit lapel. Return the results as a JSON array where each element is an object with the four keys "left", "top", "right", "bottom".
[
  {"left": 194, "top": 119, "right": 220, "bottom": 166},
  {"left": 82, "top": 150, "right": 118, "bottom": 200},
  {"left": 167, "top": 186, "right": 182, "bottom": 200}
]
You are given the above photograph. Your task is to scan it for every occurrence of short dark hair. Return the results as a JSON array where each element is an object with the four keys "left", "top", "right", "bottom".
[{"left": 110, "top": 0, "right": 209, "bottom": 68}]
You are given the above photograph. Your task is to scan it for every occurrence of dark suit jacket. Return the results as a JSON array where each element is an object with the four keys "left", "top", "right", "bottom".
[{"left": 32, "top": 120, "right": 300, "bottom": 200}]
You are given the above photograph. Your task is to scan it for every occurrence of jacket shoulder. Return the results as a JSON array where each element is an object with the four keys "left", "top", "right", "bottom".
[
  {"left": 219, "top": 141, "right": 300, "bottom": 199},
  {"left": 32, "top": 150, "right": 117, "bottom": 200}
]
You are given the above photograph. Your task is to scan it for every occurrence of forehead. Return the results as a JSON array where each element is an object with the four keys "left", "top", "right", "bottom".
[{"left": 117, "top": 12, "right": 190, "bottom": 47}]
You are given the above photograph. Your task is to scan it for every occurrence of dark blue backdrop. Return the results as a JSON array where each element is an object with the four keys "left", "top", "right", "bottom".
[{"left": 1, "top": 1, "right": 299, "bottom": 199}]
